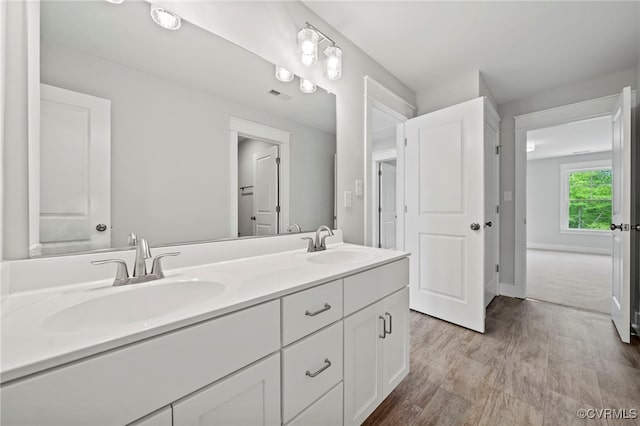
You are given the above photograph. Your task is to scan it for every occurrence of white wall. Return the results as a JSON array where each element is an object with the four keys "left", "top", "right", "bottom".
[
  {"left": 38, "top": 43, "right": 335, "bottom": 249},
  {"left": 416, "top": 70, "right": 498, "bottom": 115},
  {"left": 527, "top": 151, "right": 612, "bottom": 254},
  {"left": 237, "top": 139, "right": 274, "bottom": 237},
  {"left": 498, "top": 68, "right": 637, "bottom": 285}
]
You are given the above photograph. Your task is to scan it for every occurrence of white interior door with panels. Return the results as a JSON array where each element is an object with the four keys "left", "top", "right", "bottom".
[
  {"left": 252, "top": 145, "right": 279, "bottom": 236},
  {"left": 405, "top": 97, "right": 494, "bottom": 333},
  {"left": 36, "top": 84, "right": 111, "bottom": 256},
  {"left": 610, "top": 86, "right": 632, "bottom": 344},
  {"left": 379, "top": 161, "right": 397, "bottom": 249}
]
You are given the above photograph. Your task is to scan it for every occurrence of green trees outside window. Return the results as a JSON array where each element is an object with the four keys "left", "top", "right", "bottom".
[{"left": 567, "top": 169, "right": 612, "bottom": 230}]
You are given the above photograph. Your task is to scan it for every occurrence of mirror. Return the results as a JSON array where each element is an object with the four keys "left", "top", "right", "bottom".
[{"left": 34, "top": 1, "right": 336, "bottom": 257}]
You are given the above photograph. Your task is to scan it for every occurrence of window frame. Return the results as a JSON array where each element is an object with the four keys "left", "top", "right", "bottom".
[{"left": 559, "top": 159, "right": 612, "bottom": 234}]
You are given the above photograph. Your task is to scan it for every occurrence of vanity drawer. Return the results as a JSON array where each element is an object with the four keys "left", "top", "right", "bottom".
[
  {"left": 282, "top": 321, "right": 343, "bottom": 423},
  {"left": 282, "top": 279, "right": 343, "bottom": 345},
  {"left": 344, "top": 258, "right": 409, "bottom": 316},
  {"left": 287, "top": 382, "right": 343, "bottom": 426}
]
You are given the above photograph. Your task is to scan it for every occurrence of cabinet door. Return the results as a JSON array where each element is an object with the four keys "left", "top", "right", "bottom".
[
  {"left": 382, "top": 287, "right": 410, "bottom": 397},
  {"left": 343, "top": 301, "right": 384, "bottom": 426},
  {"left": 128, "top": 407, "right": 172, "bottom": 426},
  {"left": 172, "top": 354, "right": 280, "bottom": 426}
]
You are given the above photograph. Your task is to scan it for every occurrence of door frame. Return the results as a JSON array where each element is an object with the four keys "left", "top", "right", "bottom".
[
  {"left": 372, "top": 149, "right": 397, "bottom": 248},
  {"left": 364, "top": 76, "right": 415, "bottom": 249},
  {"left": 512, "top": 92, "right": 634, "bottom": 298},
  {"left": 229, "top": 116, "right": 290, "bottom": 238}
]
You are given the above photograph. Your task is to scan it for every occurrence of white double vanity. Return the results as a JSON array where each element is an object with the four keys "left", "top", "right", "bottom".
[{"left": 1, "top": 232, "right": 410, "bottom": 426}]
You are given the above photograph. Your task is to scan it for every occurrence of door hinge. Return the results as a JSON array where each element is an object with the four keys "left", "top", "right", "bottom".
[
  {"left": 378, "top": 170, "right": 382, "bottom": 176},
  {"left": 378, "top": 207, "right": 382, "bottom": 213},
  {"left": 276, "top": 205, "right": 281, "bottom": 213},
  {"left": 496, "top": 205, "right": 500, "bottom": 214},
  {"left": 495, "top": 145, "right": 501, "bottom": 155},
  {"left": 404, "top": 138, "right": 407, "bottom": 147},
  {"left": 404, "top": 205, "right": 408, "bottom": 213},
  {"left": 275, "top": 157, "right": 281, "bottom": 165},
  {"left": 496, "top": 264, "right": 499, "bottom": 273}
]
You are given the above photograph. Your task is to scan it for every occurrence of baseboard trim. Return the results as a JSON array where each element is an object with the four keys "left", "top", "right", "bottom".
[
  {"left": 527, "top": 243, "right": 611, "bottom": 256},
  {"left": 499, "top": 282, "right": 525, "bottom": 299}
]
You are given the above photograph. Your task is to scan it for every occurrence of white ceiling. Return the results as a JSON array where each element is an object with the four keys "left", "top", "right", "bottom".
[
  {"left": 41, "top": 1, "right": 336, "bottom": 134},
  {"left": 303, "top": 1, "right": 639, "bottom": 104},
  {"left": 526, "top": 116, "right": 612, "bottom": 161}
]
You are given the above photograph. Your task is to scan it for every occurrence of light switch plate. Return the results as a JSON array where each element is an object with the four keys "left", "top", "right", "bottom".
[
  {"left": 355, "top": 179, "right": 363, "bottom": 196},
  {"left": 344, "top": 191, "right": 352, "bottom": 208}
]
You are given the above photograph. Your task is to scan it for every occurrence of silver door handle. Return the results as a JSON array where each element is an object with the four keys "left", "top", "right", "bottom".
[
  {"left": 610, "top": 223, "right": 623, "bottom": 231},
  {"left": 379, "top": 315, "right": 387, "bottom": 338},
  {"left": 484, "top": 221, "right": 492, "bottom": 228},
  {"left": 470, "top": 223, "right": 480, "bottom": 231},
  {"left": 306, "top": 359, "right": 331, "bottom": 377},
  {"left": 305, "top": 303, "right": 331, "bottom": 316},
  {"left": 385, "top": 312, "right": 392, "bottom": 335}
]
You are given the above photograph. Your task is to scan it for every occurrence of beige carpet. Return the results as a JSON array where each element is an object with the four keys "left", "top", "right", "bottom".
[{"left": 526, "top": 249, "right": 611, "bottom": 314}]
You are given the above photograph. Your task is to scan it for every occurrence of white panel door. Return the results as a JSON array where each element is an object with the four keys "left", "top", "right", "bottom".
[
  {"left": 610, "top": 87, "right": 631, "bottom": 344},
  {"left": 483, "top": 118, "right": 500, "bottom": 307},
  {"left": 379, "top": 162, "right": 397, "bottom": 249},
  {"left": 405, "top": 97, "right": 486, "bottom": 333},
  {"left": 172, "top": 353, "right": 280, "bottom": 426},
  {"left": 344, "top": 301, "right": 384, "bottom": 426},
  {"left": 252, "top": 145, "right": 279, "bottom": 236},
  {"left": 381, "top": 287, "right": 409, "bottom": 398},
  {"left": 38, "top": 84, "right": 110, "bottom": 255}
]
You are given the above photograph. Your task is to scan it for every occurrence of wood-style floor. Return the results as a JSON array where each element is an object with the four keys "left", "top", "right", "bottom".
[{"left": 363, "top": 297, "right": 640, "bottom": 426}]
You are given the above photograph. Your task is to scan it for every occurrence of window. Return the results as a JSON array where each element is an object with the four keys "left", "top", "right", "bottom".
[{"left": 560, "top": 160, "right": 612, "bottom": 232}]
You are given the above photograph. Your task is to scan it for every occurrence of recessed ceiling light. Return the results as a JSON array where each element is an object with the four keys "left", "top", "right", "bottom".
[{"left": 150, "top": 4, "right": 181, "bottom": 31}]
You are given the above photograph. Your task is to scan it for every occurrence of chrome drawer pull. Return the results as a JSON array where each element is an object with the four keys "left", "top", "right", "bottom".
[
  {"left": 379, "top": 316, "right": 387, "bottom": 339},
  {"left": 385, "top": 312, "right": 392, "bottom": 335},
  {"left": 306, "top": 359, "right": 332, "bottom": 378},
  {"left": 305, "top": 303, "right": 331, "bottom": 317}
]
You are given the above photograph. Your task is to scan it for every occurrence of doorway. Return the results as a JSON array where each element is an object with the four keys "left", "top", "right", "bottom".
[{"left": 525, "top": 116, "right": 613, "bottom": 313}]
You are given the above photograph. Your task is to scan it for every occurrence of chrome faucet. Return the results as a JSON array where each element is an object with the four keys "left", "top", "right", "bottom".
[
  {"left": 286, "top": 224, "right": 302, "bottom": 233},
  {"left": 92, "top": 234, "right": 180, "bottom": 286},
  {"left": 301, "top": 225, "right": 335, "bottom": 252}
]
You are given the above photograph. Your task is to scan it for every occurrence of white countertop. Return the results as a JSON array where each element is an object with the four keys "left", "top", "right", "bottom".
[{"left": 1, "top": 243, "right": 408, "bottom": 384}]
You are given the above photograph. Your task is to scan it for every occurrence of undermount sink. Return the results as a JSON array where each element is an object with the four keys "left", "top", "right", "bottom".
[
  {"left": 300, "top": 249, "right": 376, "bottom": 265},
  {"left": 43, "top": 281, "right": 225, "bottom": 333}
]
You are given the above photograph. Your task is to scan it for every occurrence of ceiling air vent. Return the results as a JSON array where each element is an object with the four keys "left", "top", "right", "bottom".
[{"left": 267, "top": 89, "right": 292, "bottom": 101}]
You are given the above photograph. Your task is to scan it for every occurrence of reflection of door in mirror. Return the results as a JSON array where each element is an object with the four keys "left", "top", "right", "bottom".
[
  {"left": 378, "top": 161, "right": 397, "bottom": 249},
  {"left": 238, "top": 139, "right": 280, "bottom": 237},
  {"left": 35, "top": 84, "right": 111, "bottom": 256}
]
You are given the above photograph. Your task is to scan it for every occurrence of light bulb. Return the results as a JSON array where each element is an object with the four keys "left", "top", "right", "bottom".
[
  {"left": 150, "top": 4, "right": 181, "bottom": 30},
  {"left": 324, "top": 45, "right": 342, "bottom": 80},
  {"left": 299, "top": 78, "right": 317, "bottom": 94},
  {"left": 275, "top": 66, "right": 294, "bottom": 82},
  {"left": 297, "top": 27, "right": 318, "bottom": 67}
]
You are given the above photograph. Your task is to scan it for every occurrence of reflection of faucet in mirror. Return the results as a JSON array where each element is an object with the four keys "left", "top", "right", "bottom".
[
  {"left": 91, "top": 235, "right": 181, "bottom": 286},
  {"left": 301, "top": 225, "right": 335, "bottom": 252},
  {"left": 286, "top": 224, "right": 302, "bottom": 233}
]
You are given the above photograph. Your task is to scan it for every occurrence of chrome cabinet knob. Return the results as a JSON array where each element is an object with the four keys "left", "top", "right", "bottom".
[{"left": 470, "top": 223, "right": 481, "bottom": 231}]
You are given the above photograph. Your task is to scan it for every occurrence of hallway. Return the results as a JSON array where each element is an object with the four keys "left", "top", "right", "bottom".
[{"left": 364, "top": 297, "right": 640, "bottom": 426}]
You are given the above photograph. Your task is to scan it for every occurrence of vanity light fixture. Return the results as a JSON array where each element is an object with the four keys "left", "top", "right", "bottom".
[
  {"left": 297, "top": 22, "right": 343, "bottom": 80},
  {"left": 275, "top": 65, "right": 294, "bottom": 82},
  {"left": 299, "top": 78, "right": 317, "bottom": 94},
  {"left": 526, "top": 141, "right": 536, "bottom": 152},
  {"left": 150, "top": 4, "right": 181, "bottom": 31}
]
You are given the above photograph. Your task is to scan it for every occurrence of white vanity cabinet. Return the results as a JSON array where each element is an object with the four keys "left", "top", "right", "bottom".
[
  {"left": 172, "top": 354, "right": 281, "bottom": 426},
  {"left": 343, "top": 287, "right": 410, "bottom": 426}
]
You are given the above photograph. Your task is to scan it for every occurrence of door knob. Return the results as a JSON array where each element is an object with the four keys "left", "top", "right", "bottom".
[
  {"left": 632, "top": 225, "right": 640, "bottom": 231},
  {"left": 610, "top": 223, "right": 623, "bottom": 231},
  {"left": 484, "top": 221, "right": 492, "bottom": 228},
  {"left": 470, "top": 223, "right": 480, "bottom": 231},
  {"left": 96, "top": 224, "right": 107, "bottom": 232},
  {"left": 250, "top": 216, "right": 256, "bottom": 221}
]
